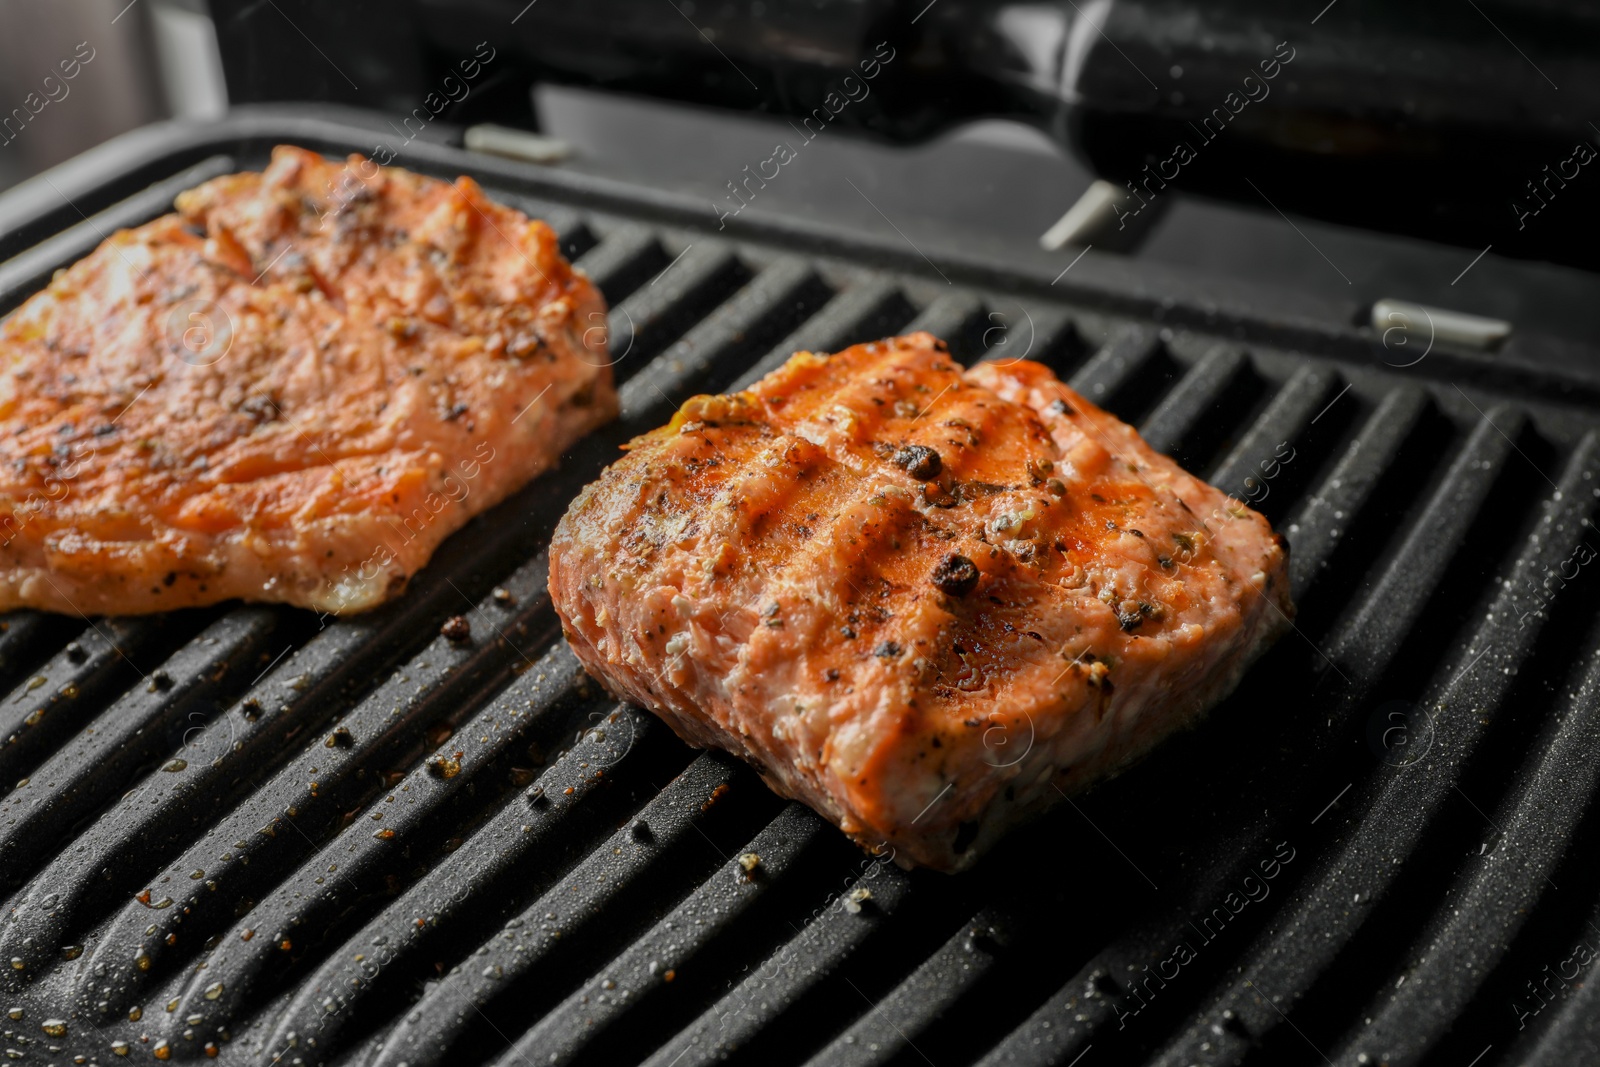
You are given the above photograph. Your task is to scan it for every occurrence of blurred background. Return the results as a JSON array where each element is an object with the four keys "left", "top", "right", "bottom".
[
  {"left": 2, "top": 0, "right": 1596, "bottom": 346},
  {"left": 0, "top": 0, "right": 225, "bottom": 189}
]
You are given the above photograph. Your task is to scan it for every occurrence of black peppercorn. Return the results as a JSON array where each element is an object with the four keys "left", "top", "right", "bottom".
[
  {"left": 930, "top": 554, "right": 980, "bottom": 597},
  {"left": 893, "top": 444, "right": 942, "bottom": 480}
]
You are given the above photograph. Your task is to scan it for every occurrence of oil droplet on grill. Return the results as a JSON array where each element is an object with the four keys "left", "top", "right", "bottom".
[
  {"left": 134, "top": 950, "right": 152, "bottom": 972},
  {"left": 110, "top": 1041, "right": 130, "bottom": 1057},
  {"left": 128, "top": 1005, "right": 143, "bottom": 1022},
  {"left": 153, "top": 1040, "right": 172, "bottom": 1060},
  {"left": 40, "top": 1019, "right": 67, "bottom": 1037},
  {"left": 427, "top": 756, "right": 461, "bottom": 780},
  {"left": 162, "top": 758, "right": 188, "bottom": 773},
  {"left": 203, "top": 981, "right": 224, "bottom": 1000}
]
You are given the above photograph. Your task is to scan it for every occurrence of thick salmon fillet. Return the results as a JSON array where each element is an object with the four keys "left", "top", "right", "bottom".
[
  {"left": 0, "top": 146, "right": 614, "bottom": 615},
  {"left": 550, "top": 332, "right": 1290, "bottom": 870}
]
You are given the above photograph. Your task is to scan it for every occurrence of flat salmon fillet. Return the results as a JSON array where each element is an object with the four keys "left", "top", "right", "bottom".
[
  {"left": 0, "top": 146, "right": 614, "bottom": 615},
  {"left": 550, "top": 332, "right": 1291, "bottom": 870}
]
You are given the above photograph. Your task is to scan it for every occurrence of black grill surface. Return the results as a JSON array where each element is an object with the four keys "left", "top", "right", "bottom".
[{"left": 2, "top": 109, "right": 1599, "bottom": 1067}]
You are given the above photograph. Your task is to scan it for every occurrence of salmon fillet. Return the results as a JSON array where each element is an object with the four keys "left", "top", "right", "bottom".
[
  {"left": 549, "top": 332, "right": 1291, "bottom": 871},
  {"left": 0, "top": 145, "right": 614, "bottom": 615}
]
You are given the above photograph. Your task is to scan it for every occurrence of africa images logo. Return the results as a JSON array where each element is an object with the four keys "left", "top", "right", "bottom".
[{"left": 164, "top": 298, "right": 234, "bottom": 366}]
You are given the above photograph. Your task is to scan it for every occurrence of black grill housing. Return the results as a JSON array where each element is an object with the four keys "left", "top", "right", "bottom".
[{"left": 1, "top": 108, "right": 1599, "bottom": 1067}]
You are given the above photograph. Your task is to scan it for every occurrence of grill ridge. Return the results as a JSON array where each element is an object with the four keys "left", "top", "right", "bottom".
[
  {"left": 356, "top": 750, "right": 755, "bottom": 1067},
  {"left": 0, "top": 614, "right": 208, "bottom": 802},
  {"left": 54, "top": 560, "right": 564, "bottom": 1016},
  {"left": 260, "top": 703, "right": 677, "bottom": 1060},
  {"left": 733, "top": 277, "right": 918, "bottom": 392},
  {"left": 500, "top": 803, "right": 836, "bottom": 1067},
  {"left": 618, "top": 257, "right": 832, "bottom": 426},
  {"left": 1150, "top": 433, "right": 1600, "bottom": 1066},
  {"left": 0, "top": 611, "right": 80, "bottom": 696},
  {"left": 1069, "top": 326, "right": 1179, "bottom": 422},
  {"left": 643, "top": 854, "right": 917, "bottom": 1067},
  {"left": 0, "top": 607, "right": 286, "bottom": 892},
  {"left": 143, "top": 555, "right": 580, "bottom": 1034},
  {"left": 1331, "top": 540, "right": 1600, "bottom": 1064}
]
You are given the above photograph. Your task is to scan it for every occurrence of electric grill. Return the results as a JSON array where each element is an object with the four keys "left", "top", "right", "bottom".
[{"left": 1, "top": 106, "right": 1599, "bottom": 1067}]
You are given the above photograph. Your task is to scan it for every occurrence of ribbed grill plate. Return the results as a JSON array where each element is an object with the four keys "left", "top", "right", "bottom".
[{"left": 1, "top": 112, "right": 1598, "bottom": 1067}]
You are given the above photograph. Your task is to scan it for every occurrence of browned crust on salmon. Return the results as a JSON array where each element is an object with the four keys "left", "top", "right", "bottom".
[
  {"left": 551, "top": 334, "right": 1290, "bottom": 871},
  {"left": 0, "top": 145, "right": 615, "bottom": 615}
]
